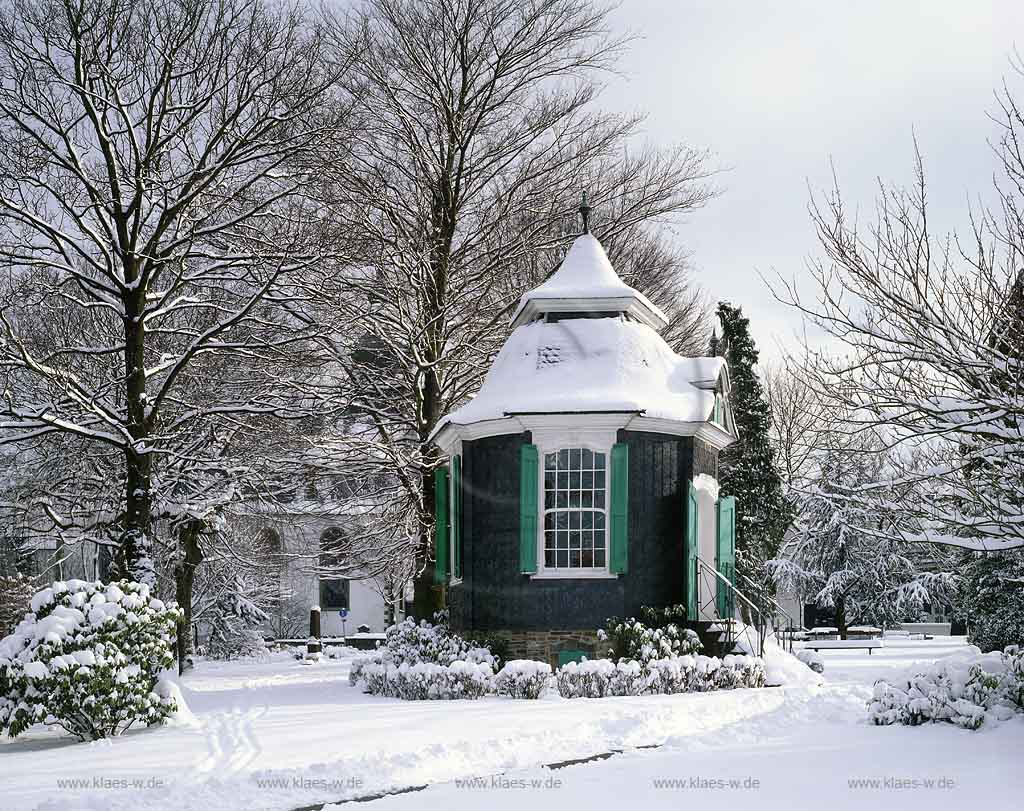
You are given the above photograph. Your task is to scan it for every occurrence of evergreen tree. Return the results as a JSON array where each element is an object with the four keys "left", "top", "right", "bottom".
[
  {"left": 716, "top": 302, "right": 792, "bottom": 590},
  {"left": 772, "top": 441, "right": 957, "bottom": 639}
]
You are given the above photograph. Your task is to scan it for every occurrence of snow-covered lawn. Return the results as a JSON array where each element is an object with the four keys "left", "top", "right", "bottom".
[{"left": 0, "top": 638, "right": 1020, "bottom": 811}]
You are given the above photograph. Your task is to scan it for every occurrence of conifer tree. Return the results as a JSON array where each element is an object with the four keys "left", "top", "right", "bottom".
[{"left": 716, "top": 302, "right": 792, "bottom": 590}]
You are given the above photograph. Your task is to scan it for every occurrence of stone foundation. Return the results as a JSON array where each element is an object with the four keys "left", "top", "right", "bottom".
[{"left": 474, "top": 629, "right": 606, "bottom": 668}]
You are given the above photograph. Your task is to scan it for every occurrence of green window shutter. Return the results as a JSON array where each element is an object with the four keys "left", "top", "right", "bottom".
[
  {"left": 716, "top": 496, "right": 737, "bottom": 617},
  {"left": 452, "top": 455, "right": 463, "bottom": 580},
  {"left": 433, "top": 466, "right": 450, "bottom": 584},
  {"left": 519, "top": 444, "right": 539, "bottom": 574},
  {"left": 609, "top": 442, "right": 629, "bottom": 574},
  {"left": 686, "top": 481, "right": 699, "bottom": 618}
]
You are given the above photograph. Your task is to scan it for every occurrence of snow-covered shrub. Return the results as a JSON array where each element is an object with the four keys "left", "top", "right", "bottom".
[
  {"left": 556, "top": 653, "right": 765, "bottom": 698},
  {"left": 0, "top": 580, "right": 181, "bottom": 740},
  {"left": 0, "top": 574, "right": 37, "bottom": 638},
  {"left": 376, "top": 614, "right": 496, "bottom": 669},
  {"left": 796, "top": 649, "right": 825, "bottom": 674},
  {"left": 353, "top": 660, "right": 492, "bottom": 700},
  {"left": 600, "top": 604, "right": 701, "bottom": 663},
  {"left": 494, "top": 660, "right": 552, "bottom": 699},
  {"left": 204, "top": 592, "right": 270, "bottom": 660},
  {"left": 868, "top": 645, "right": 1024, "bottom": 729},
  {"left": 349, "top": 614, "right": 497, "bottom": 700}
]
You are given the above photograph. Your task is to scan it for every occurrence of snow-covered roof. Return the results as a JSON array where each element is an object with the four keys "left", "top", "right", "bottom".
[
  {"left": 510, "top": 234, "right": 669, "bottom": 330},
  {"left": 441, "top": 316, "right": 727, "bottom": 426}
]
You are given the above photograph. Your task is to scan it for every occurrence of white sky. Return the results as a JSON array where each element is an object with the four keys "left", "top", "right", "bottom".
[{"left": 602, "top": 0, "right": 1024, "bottom": 361}]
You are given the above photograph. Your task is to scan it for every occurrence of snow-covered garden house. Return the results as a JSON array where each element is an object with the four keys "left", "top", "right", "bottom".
[{"left": 430, "top": 227, "right": 741, "bottom": 666}]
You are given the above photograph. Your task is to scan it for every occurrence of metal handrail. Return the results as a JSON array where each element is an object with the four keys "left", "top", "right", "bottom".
[
  {"left": 695, "top": 556, "right": 767, "bottom": 656},
  {"left": 737, "top": 571, "right": 804, "bottom": 629},
  {"left": 736, "top": 571, "right": 805, "bottom": 652}
]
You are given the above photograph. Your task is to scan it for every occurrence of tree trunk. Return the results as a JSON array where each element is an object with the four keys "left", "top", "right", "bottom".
[
  {"left": 115, "top": 279, "right": 155, "bottom": 585},
  {"left": 836, "top": 595, "right": 848, "bottom": 640},
  {"left": 173, "top": 520, "right": 204, "bottom": 675}
]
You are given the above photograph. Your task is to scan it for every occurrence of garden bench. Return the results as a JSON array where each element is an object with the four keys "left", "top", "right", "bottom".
[{"left": 805, "top": 639, "right": 885, "bottom": 655}]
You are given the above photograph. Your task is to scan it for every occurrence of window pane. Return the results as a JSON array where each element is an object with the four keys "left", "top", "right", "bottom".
[{"left": 541, "top": 448, "right": 609, "bottom": 570}]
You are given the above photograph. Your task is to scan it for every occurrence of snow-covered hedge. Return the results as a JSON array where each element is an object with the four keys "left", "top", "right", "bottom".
[
  {"left": 353, "top": 660, "right": 493, "bottom": 700},
  {"left": 0, "top": 580, "right": 182, "bottom": 740},
  {"left": 349, "top": 615, "right": 497, "bottom": 700},
  {"left": 556, "top": 653, "right": 764, "bottom": 698},
  {"left": 600, "top": 604, "right": 701, "bottom": 663},
  {"left": 868, "top": 645, "right": 1024, "bottom": 730},
  {"left": 494, "top": 660, "right": 552, "bottom": 699}
]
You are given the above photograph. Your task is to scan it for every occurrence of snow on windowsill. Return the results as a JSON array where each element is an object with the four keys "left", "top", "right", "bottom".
[{"left": 529, "top": 569, "right": 618, "bottom": 580}]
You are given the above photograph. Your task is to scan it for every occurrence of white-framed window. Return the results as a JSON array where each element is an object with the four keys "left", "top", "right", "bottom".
[{"left": 542, "top": 448, "right": 608, "bottom": 571}]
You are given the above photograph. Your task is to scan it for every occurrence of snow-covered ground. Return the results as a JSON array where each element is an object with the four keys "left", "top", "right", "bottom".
[{"left": 1, "top": 638, "right": 1020, "bottom": 811}]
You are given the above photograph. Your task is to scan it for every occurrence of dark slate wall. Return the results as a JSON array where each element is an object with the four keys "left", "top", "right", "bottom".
[
  {"left": 692, "top": 438, "right": 719, "bottom": 480},
  {"left": 451, "top": 430, "right": 717, "bottom": 632},
  {"left": 617, "top": 431, "right": 686, "bottom": 617}
]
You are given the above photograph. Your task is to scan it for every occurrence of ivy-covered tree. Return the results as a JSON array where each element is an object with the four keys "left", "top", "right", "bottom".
[{"left": 716, "top": 302, "right": 792, "bottom": 589}]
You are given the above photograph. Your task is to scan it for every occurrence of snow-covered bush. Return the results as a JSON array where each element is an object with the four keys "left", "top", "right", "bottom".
[
  {"left": 796, "top": 649, "right": 825, "bottom": 674},
  {"left": 0, "top": 580, "right": 181, "bottom": 740},
  {"left": 600, "top": 604, "right": 701, "bottom": 663},
  {"left": 204, "top": 592, "right": 270, "bottom": 660},
  {"left": 555, "top": 653, "right": 764, "bottom": 698},
  {"left": 354, "top": 660, "right": 493, "bottom": 700},
  {"left": 349, "top": 614, "right": 497, "bottom": 700},
  {"left": 868, "top": 645, "right": 1024, "bottom": 730},
  {"left": 0, "top": 574, "right": 36, "bottom": 638},
  {"left": 375, "top": 614, "right": 496, "bottom": 669},
  {"left": 494, "top": 660, "right": 552, "bottom": 699}
]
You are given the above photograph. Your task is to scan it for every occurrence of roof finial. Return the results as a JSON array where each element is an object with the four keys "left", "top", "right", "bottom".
[
  {"left": 579, "top": 191, "right": 591, "bottom": 234},
  {"left": 709, "top": 329, "right": 719, "bottom": 357}
]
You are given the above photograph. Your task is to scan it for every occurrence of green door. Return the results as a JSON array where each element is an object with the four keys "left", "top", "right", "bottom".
[
  {"left": 686, "top": 481, "right": 699, "bottom": 618},
  {"left": 716, "top": 496, "right": 737, "bottom": 617}
]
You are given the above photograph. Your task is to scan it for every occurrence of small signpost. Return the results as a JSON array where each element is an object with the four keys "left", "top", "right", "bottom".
[{"left": 339, "top": 607, "right": 349, "bottom": 639}]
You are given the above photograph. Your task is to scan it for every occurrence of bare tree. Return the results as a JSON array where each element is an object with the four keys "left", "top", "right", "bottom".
[
  {"left": 772, "top": 74, "right": 1024, "bottom": 552},
  {"left": 312, "top": 0, "right": 717, "bottom": 616},
  {"left": 0, "top": 0, "right": 353, "bottom": 582}
]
